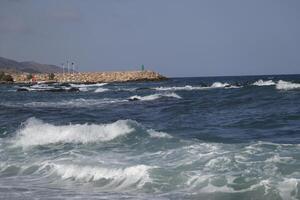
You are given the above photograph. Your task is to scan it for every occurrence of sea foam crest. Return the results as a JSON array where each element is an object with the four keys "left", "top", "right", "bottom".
[
  {"left": 51, "top": 163, "right": 152, "bottom": 189},
  {"left": 210, "top": 82, "right": 229, "bottom": 88},
  {"left": 148, "top": 129, "right": 173, "bottom": 138},
  {"left": 70, "top": 83, "right": 108, "bottom": 88},
  {"left": 276, "top": 80, "right": 300, "bottom": 90},
  {"left": 94, "top": 88, "right": 109, "bottom": 93},
  {"left": 154, "top": 82, "right": 238, "bottom": 91},
  {"left": 154, "top": 85, "right": 204, "bottom": 91},
  {"left": 14, "top": 118, "right": 138, "bottom": 147},
  {"left": 253, "top": 80, "right": 276, "bottom": 86},
  {"left": 128, "top": 92, "right": 181, "bottom": 101},
  {"left": 13, "top": 118, "right": 173, "bottom": 147}
]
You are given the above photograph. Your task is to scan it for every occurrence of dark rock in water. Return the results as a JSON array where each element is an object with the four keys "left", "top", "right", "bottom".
[
  {"left": 59, "top": 83, "right": 71, "bottom": 87},
  {"left": 17, "top": 88, "right": 29, "bottom": 92},
  {"left": 128, "top": 97, "right": 140, "bottom": 101}
]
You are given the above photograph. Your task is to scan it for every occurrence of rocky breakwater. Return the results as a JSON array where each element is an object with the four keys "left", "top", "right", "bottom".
[{"left": 12, "top": 70, "right": 167, "bottom": 83}]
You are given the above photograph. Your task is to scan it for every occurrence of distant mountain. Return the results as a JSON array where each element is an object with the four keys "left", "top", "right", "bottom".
[{"left": 0, "top": 57, "right": 62, "bottom": 73}]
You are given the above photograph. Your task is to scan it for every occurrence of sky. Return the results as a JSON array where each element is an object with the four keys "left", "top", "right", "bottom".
[{"left": 0, "top": 0, "right": 300, "bottom": 77}]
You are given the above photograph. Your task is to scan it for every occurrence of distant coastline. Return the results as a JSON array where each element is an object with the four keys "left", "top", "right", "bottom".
[{"left": 0, "top": 56, "right": 166, "bottom": 84}]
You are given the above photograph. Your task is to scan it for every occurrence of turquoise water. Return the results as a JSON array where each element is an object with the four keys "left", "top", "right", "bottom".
[{"left": 0, "top": 75, "right": 300, "bottom": 199}]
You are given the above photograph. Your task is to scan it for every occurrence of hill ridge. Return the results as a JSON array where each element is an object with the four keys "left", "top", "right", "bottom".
[{"left": 0, "top": 56, "right": 62, "bottom": 73}]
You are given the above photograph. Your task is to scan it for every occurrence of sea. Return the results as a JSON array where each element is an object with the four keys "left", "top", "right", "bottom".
[{"left": 0, "top": 75, "right": 300, "bottom": 200}]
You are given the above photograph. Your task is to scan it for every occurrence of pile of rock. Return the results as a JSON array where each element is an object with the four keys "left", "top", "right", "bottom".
[{"left": 11, "top": 70, "right": 166, "bottom": 83}]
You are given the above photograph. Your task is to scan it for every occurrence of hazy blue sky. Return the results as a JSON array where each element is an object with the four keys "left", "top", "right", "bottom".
[{"left": 0, "top": 0, "right": 300, "bottom": 77}]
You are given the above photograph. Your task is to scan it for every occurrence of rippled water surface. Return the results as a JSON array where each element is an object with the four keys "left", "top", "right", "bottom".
[{"left": 1, "top": 75, "right": 300, "bottom": 199}]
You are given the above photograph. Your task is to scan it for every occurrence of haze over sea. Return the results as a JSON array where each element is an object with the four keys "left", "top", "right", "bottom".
[{"left": 0, "top": 75, "right": 300, "bottom": 199}]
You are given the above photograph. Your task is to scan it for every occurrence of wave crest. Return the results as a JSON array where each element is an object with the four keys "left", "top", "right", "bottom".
[
  {"left": 154, "top": 85, "right": 204, "bottom": 91},
  {"left": 70, "top": 83, "right": 108, "bottom": 88},
  {"left": 14, "top": 118, "right": 139, "bottom": 147},
  {"left": 276, "top": 80, "right": 300, "bottom": 90},
  {"left": 94, "top": 88, "right": 109, "bottom": 93},
  {"left": 253, "top": 80, "right": 276, "bottom": 86},
  {"left": 13, "top": 118, "right": 174, "bottom": 147},
  {"left": 154, "top": 82, "right": 240, "bottom": 91},
  {"left": 51, "top": 163, "right": 152, "bottom": 189},
  {"left": 128, "top": 93, "right": 181, "bottom": 101}
]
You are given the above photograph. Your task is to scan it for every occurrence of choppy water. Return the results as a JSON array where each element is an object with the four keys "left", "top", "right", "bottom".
[{"left": 1, "top": 75, "right": 300, "bottom": 199}]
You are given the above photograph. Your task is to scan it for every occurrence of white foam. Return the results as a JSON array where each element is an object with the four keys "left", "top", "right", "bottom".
[
  {"left": 94, "top": 88, "right": 109, "bottom": 93},
  {"left": 154, "top": 85, "right": 204, "bottom": 91},
  {"left": 278, "top": 178, "right": 299, "bottom": 200},
  {"left": 78, "top": 87, "right": 89, "bottom": 92},
  {"left": 128, "top": 93, "right": 181, "bottom": 101},
  {"left": 204, "top": 157, "right": 232, "bottom": 172},
  {"left": 154, "top": 82, "right": 239, "bottom": 91},
  {"left": 18, "top": 86, "right": 54, "bottom": 91},
  {"left": 253, "top": 80, "right": 276, "bottom": 86},
  {"left": 70, "top": 83, "right": 108, "bottom": 88},
  {"left": 31, "top": 84, "right": 55, "bottom": 89},
  {"left": 210, "top": 82, "right": 230, "bottom": 88},
  {"left": 265, "top": 154, "right": 294, "bottom": 164},
  {"left": 51, "top": 163, "right": 152, "bottom": 189},
  {"left": 148, "top": 129, "right": 173, "bottom": 138},
  {"left": 276, "top": 80, "right": 300, "bottom": 90},
  {"left": 14, "top": 118, "right": 138, "bottom": 147}
]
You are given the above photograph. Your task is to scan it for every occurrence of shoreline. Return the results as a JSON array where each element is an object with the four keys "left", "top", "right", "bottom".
[{"left": 8, "top": 70, "right": 167, "bottom": 84}]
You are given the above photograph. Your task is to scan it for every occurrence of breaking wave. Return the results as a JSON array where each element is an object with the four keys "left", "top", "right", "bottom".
[
  {"left": 276, "top": 80, "right": 300, "bottom": 90},
  {"left": 154, "top": 82, "right": 240, "bottom": 91},
  {"left": 70, "top": 83, "right": 108, "bottom": 92},
  {"left": 128, "top": 92, "right": 181, "bottom": 101},
  {"left": 253, "top": 80, "right": 276, "bottom": 86},
  {"left": 148, "top": 129, "right": 173, "bottom": 138},
  {"left": 154, "top": 85, "right": 204, "bottom": 91},
  {"left": 70, "top": 83, "right": 108, "bottom": 88},
  {"left": 12, "top": 118, "right": 173, "bottom": 147},
  {"left": 251, "top": 79, "right": 300, "bottom": 90},
  {"left": 210, "top": 82, "right": 229, "bottom": 88},
  {"left": 94, "top": 88, "right": 110, "bottom": 93},
  {"left": 14, "top": 118, "right": 138, "bottom": 147},
  {"left": 50, "top": 163, "right": 152, "bottom": 189},
  {"left": 2, "top": 118, "right": 300, "bottom": 199}
]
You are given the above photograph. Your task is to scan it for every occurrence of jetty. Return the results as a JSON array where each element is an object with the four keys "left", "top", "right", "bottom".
[{"left": 11, "top": 70, "right": 167, "bottom": 83}]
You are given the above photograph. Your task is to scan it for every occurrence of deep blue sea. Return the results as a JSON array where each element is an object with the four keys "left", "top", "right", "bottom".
[{"left": 1, "top": 75, "right": 300, "bottom": 200}]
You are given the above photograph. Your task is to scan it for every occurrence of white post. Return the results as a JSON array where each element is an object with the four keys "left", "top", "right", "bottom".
[{"left": 67, "top": 61, "right": 69, "bottom": 73}]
